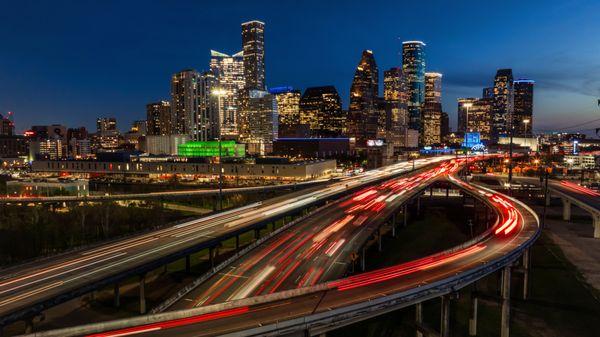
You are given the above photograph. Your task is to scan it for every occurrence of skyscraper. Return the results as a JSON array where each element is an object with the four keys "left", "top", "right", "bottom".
[
  {"left": 492, "top": 68, "right": 514, "bottom": 140},
  {"left": 241, "top": 20, "right": 265, "bottom": 91},
  {"left": 402, "top": 41, "right": 426, "bottom": 135},
  {"left": 171, "top": 69, "right": 199, "bottom": 137},
  {"left": 440, "top": 112, "right": 450, "bottom": 139},
  {"left": 197, "top": 71, "right": 219, "bottom": 141},
  {"left": 513, "top": 79, "right": 534, "bottom": 137},
  {"left": 238, "top": 20, "right": 276, "bottom": 154},
  {"left": 422, "top": 102, "right": 442, "bottom": 145},
  {"left": 270, "top": 87, "right": 301, "bottom": 126},
  {"left": 299, "top": 86, "right": 345, "bottom": 137},
  {"left": 96, "top": 117, "right": 116, "bottom": 133},
  {"left": 483, "top": 87, "right": 494, "bottom": 99},
  {"left": 425, "top": 72, "right": 442, "bottom": 104},
  {"left": 209, "top": 50, "right": 244, "bottom": 138},
  {"left": 458, "top": 97, "right": 493, "bottom": 140},
  {"left": 146, "top": 101, "right": 171, "bottom": 136},
  {"left": 383, "top": 67, "right": 408, "bottom": 147},
  {"left": 347, "top": 50, "right": 379, "bottom": 148}
]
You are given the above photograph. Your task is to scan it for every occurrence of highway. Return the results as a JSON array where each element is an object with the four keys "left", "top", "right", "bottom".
[
  {"left": 167, "top": 161, "right": 463, "bottom": 311},
  {"left": 0, "top": 156, "right": 452, "bottom": 327},
  {"left": 23, "top": 159, "right": 540, "bottom": 337},
  {"left": 0, "top": 179, "right": 332, "bottom": 204}
]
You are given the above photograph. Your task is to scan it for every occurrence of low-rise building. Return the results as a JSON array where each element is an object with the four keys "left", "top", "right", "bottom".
[
  {"left": 31, "top": 158, "right": 336, "bottom": 181},
  {"left": 6, "top": 179, "right": 89, "bottom": 197}
]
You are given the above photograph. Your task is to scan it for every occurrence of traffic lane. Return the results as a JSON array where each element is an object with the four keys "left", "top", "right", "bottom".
[
  {"left": 171, "top": 163, "right": 457, "bottom": 310},
  {"left": 171, "top": 197, "right": 351, "bottom": 309}
]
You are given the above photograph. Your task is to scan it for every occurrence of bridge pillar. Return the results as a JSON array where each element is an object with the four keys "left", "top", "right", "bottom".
[
  {"left": 440, "top": 295, "right": 450, "bottom": 337},
  {"left": 593, "top": 213, "right": 600, "bottom": 239},
  {"left": 139, "top": 274, "right": 146, "bottom": 314},
  {"left": 404, "top": 204, "right": 408, "bottom": 227},
  {"left": 522, "top": 248, "right": 530, "bottom": 300},
  {"left": 545, "top": 191, "right": 551, "bottom": 206},
  {"left": 361, "top": 247, "right": 366, "bottom": 271},
  {"left": 415, "top": 302, "right": 423, "bottom": 337},
  {"left": 469, "top": 292, "right": 478, "bottom": 336},
  {"left": 185, "top": 255, "right": 191, "bottom": 273},
  {"left": 24, "top": 317, "right": 33, "bottom": 334},
  {"left": 235, "top": 235, "right": 240, "bottom": 250},
  {"left": 392, "top": 215, "right": 396, "bottom": 238},
  {"left": 255, "top": 228, "right": 261, "bottom": 240},
  {"left": 378, "top": 230, "right": 382, "bottom": 252},
  {"left": 416, "top": 196, "right": 421, "bottom": 216},
  {"left": 562, "top": 198, "right": 571, "bottom": 221},
  {"left": 446, "top": 185, "right": 450, "bottom": 198},
  {"left": 114, "top": 283, "right": 120, "bottom": 308},
  {"left": 500, "top": 266, "right": 511, "bottom": 337},
  {"left": 209, "top": 247, "right": 215, "bottom": 268}
]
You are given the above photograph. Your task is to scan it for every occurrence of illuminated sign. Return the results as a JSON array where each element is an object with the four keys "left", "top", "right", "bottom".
[{"left": 367, "top": 139, "right": 384, "bottom": 147}]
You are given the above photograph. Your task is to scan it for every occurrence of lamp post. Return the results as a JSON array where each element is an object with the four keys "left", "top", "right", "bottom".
[{"left": 212, "top": 88, "right": 227, "bottom": 211}]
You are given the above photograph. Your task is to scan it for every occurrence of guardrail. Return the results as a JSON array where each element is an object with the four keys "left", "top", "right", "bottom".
[{"left": 150, "top": 200, "right": 336, "bottom": 313}]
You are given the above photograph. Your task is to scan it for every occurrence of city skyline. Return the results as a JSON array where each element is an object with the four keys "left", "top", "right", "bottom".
[{"left": 1, "top": 0, "right": 599, "bottom": 136}]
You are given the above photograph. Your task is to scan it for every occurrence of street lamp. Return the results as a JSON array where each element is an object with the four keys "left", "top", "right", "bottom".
[
  {"left": 212, "top": 88, "right": 227, "bottom": 211},
  {"left": 522, "top": 118, "right": 531, "bottom": 137},
  {"left": 463, "top": 102, "right": 473, "bottom": 132}
]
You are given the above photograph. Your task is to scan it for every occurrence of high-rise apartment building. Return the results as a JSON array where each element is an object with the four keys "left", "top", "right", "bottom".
[
  {"left": 492, "top": 68, "right": 514, "bottom": 139},
  {"left": 146, "top": 101, "right": 172, "bottom": 136},
  {"left": 171, "top": 69, "right": 199, "bottom": 137},
  {"left": 483, "top": 87, "right": 494, "bottom": 99},
  {"left": 347, "top": 50, "right": 379, "bottom": 148},
  {"left": 299, "top": 86, "right": 345, "bottom": 137},
  {"left": 0, "top": 113, "right": 14, "bottom": 136},
  {"left": 425, "top": 72, "right": 442, "bottom": 104},
  {"left": 458, "top": 97, "right": 493, "bottom": 140},
  {"left": 244, "top": 90, "right": 278, "bottom": 155},
  {"left": 513, "top": 79, "right": 534, "bottom": 137},
  {"left": 96, "top": 117, "right": 116, "bottom": 133},
  {"left": 197, "top": 71, "right": 219, "bottom": 141},
  {"left": 440, "top": 112, "right": 450, "bottom": 139},
  {"left": 402, "top": 41, "right": 426, "bottom": 135},
  {"left": 209, "top": 50, "right": 244, "bottom": 137}
]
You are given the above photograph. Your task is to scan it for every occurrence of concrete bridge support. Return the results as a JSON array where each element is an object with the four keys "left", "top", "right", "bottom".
[
  {"left": 562, "top": 198, "right": 571, "bottom": 221},
  {"left": 113, "top": 283, "right": 120, "bottom": 308},
  {"left": 185, "top": 255, "right": 191, "bottom": 273},
  {"left": 593, "top": 214, "right": 600, "bottom": 239},
  {"left": 235, "top": 235, "right": 240, "bottom": 250},
  {"left": 500, "top": 266, "right": 512, "bottom": 337},
  {"left": 469, "top": 291, "right": 478, "bottom": 336},
  {"left": 139, "top": 274, "right": 146, "bottom": 314},
  {"left": 440, "top": 295, "right": 451, "bottom": 337},
  {"left": 404, "top": 204, "right": 408, "bottom": 227},
  {"left": 415, "top": 302, "right": 423, "bottom": 337},
  {"left": 361, "top": 247, "right": 367, "bottom": 271},
  {"left": 378, "top": 230, "right": 382, "bottom": 252},
  {"left": 522, "top": 249, "right": 531, "bottom": 300}
]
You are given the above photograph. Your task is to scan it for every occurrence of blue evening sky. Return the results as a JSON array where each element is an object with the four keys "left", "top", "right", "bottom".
[{"left": 1, "top": 0, "right": 599, "bottom": 135}]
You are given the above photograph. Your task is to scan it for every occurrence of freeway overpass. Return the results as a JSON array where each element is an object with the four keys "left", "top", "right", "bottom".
[
  {"left": 474, "top": 174, "right": 600, "bottom": 238},
  {"left": 0, "top": 156, "right": 452, "bottom": 330},
  {"left": 19, "top": 160, "right": 540, "bottom": 337}
]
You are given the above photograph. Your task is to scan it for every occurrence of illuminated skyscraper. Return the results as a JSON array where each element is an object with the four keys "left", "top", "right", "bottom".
[
  {"left": 270, "top": 87, "right": 301, "bottom": 126},
  {"left": 209, "top": 50, "right": 244, "bottom": 138},
  {"left": 458, "top": 97, "right": 493, "bottom": 140},
  {"left": 146, "top": 101, "right": 171, "bottom": 136},
  {"left": 483, "top": 87, "right": 494, "bottom": 99},
  {"left": 171, "top": 69, "right": 199, "bottom": 137},
  {"left": 238, "top": 20, "right": 276, "bottom": 154},
  {"left": 422, "top": 102, "right": 442, "bottom": 145},
  {"left": 241, "top": 20, "right": 265, "bottom": 91},
  {"left": 513, "top": 79, "right": 534, "bottom": 137},
  {"left": 492, "top": 68, "right": 514, "bottom": 140},
  {"left": 402, "top": 41, "right": 426, "bottom": 135},
  {"left": 383, "top": 67, "right": 408, "bottom": 147},
  {"left": 425, "top": 72, "right": 442, "bottom": 104},
  {"left": 347, "top": 50, "right": 379, "bottom": 148},
  {"left": 300, "top": 86, "right": 345, "bottom": 137},
  {"left": 96, "top": 117, "right": 116, "bottom": 133},
  {"left": 198, "top": 71, "right": 219, "bottom": 141}
]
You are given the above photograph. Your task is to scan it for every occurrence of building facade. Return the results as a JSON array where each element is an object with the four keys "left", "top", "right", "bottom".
[
  {"left": 492, "top": 68, "right": 514, "bottom": 140},
  {"left": 457, "top": 97, "right": 493, "bottom": 140},
  {"left": 513, "top": 79, "right": 534, "bottom": 137},
  {"left": 402, "top": 41, "right": 426, "bottom": 134},
  {"left": 421, "top": 102, "right": 442, "bottom": 145},
  {"left": 299, "top": 86, "right": 345, "bottom": 138},
  {"left": 270, "top": 86, "right": 301, "bottom": 128},
  {"left": 347, "top": 50, "right": 379, "bottom": 148},
  {"left": 209, "top": 50, "right": 245, "bottom": 137},
  {"left": 425, "top": 72, "right": 442, "bottom": 104},
  {"left": 146, "top": 101, "right": 172, "bottom": 136}
]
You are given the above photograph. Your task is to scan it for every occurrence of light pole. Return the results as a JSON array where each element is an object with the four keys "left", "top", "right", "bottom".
[{"left": 212, "top": 88, "right": 227, "bottom": 211}]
